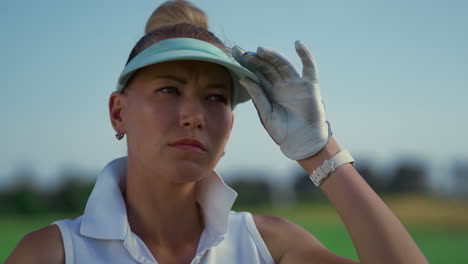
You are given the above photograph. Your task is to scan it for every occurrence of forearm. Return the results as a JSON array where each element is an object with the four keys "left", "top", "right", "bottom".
[{"left": 298, "top": 137, "right": 428, "bottom": 264}]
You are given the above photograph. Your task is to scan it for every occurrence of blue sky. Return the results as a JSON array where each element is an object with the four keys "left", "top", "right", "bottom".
[{"left": 2, "top": 0, "right": 467, "bottom": 189}]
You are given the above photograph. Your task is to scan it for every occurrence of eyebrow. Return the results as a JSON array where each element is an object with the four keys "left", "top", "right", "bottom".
[
  {"left": 153, "top": 75, "right": 187, "bottom": 84},
  {"left": 153, "top": 74, "right": 229, "bottom": 90}
]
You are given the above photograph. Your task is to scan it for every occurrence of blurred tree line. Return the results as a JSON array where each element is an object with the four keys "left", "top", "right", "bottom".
[
  {"left": 0, "top": 167, "right": 95, "bottom": 215},
  {"left": 1, "top": 158, "right": 467, "bottom": 215}
]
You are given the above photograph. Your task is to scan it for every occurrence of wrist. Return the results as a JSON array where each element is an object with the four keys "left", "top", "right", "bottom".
[{"left": 297, "top": 136, "right": 341, "bottom": 175}]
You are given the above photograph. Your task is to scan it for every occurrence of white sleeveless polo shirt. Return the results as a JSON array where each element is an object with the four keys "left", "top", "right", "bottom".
[{"left": 53, "top": 157, "right": 274, "bottom": 264}]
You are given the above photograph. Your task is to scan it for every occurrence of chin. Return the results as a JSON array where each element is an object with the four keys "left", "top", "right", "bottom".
[{"left": 166, "top": 160, "right": 213, "bottom": 183}]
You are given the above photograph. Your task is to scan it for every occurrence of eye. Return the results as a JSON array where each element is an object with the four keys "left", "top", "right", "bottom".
[
  {"left": 158, "top": 87, "right": 179, "bottom": 95},
  {"left": 207, "top": 94, "right": 228, "bottom": 104}
]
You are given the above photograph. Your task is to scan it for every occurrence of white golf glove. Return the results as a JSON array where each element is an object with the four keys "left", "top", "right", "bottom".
[{"left": 232, "top": 41, "right": 332, "bottom": 160}]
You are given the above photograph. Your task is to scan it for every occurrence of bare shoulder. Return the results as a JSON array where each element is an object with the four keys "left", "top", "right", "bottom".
[
  {"left": 252, "top": 214, "right": 324, "bottom": 262},
  {"left": 5, "top": 224, "right": 65, "bottom": 264},
  {"left": 252, "top": 214, "right": 358, "bottom": 264}
]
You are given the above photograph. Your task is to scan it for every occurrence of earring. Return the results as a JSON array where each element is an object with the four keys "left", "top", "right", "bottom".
[
  {"left": 222, "top": 151, "right": 225, "bottom": 157},
  {"left": 115, "top": 133, "right": 125, "bottom": 140}
]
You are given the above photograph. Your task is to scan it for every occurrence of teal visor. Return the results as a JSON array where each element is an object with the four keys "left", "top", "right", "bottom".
[{"left": 116, "top": 38, "right": 258, "bottom": 107}]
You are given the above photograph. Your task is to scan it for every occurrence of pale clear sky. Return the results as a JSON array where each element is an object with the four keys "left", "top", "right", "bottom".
[{"left": 2, "top": 0, "right": 467, "bottom": 190}]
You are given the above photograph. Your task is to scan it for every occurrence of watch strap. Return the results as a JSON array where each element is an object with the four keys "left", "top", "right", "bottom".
[{"left": 309, "top": 149, "right": 354, "bottom": 186}]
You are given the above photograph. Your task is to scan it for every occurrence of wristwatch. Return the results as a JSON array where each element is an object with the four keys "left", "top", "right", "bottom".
[{"left": 309, "top": 149, "right": 354, "bottom": 186}]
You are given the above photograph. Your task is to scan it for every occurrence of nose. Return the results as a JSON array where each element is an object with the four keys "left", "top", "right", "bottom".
[{"left": 179, "top": 97, "right": 206, "bottom": 129}]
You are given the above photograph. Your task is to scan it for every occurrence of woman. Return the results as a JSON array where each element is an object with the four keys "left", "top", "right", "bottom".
[{"left": 6, "top": 1, "right": 428, "bottom": 263}]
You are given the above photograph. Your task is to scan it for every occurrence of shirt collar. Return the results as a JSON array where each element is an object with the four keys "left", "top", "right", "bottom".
[{"left": 80, "top": 156, "right": 238, "bottom": 240}]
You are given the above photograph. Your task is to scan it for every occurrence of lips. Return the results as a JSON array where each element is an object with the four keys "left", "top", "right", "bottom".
[{"left": 168, "top": 138, "right": 207, "bottom": 153}]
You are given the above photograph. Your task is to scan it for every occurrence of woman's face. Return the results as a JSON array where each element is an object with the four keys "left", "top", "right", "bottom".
[{"left": 111, "top": 60, "right": 234, "bottom": 183}]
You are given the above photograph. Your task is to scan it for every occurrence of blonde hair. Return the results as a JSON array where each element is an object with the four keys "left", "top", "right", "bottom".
[
  {"left": 122, "top": 0, "right": 228, "bottom": 90},
  {"left": 145, "top": 0, "right": 209, "bottom": 33}
]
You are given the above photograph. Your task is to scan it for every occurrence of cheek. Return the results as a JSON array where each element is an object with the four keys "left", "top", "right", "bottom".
[
  {"left": 211, "top": 111, "right": 233, "bottom": 142},
  {"left": 126, "top": 96, "right": 173, "bottom": 135}
]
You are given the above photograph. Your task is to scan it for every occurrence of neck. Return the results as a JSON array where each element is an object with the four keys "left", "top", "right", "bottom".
[{"left": 124, "top": 159, "right": 204, "bottom": 251}]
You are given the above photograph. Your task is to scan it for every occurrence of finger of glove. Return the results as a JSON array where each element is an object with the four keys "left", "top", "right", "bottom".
[
  {"left": 321, "top": 98, "right": 326, "bottom": 111},
  {"left": 239, "top": 77, "right": 271, "bottom": 119},
  {"left": 232, "top": 46, "right": 248, "bottom": 67},
  {"left": 257, "top": 47, "right": 300, "bottom": 80},
  {"left": 243, "top": 53, "right": 283, "bottom": 84},
  {"left": 232, "top": 47, "right": 272, "bottom": 87},
  {"left": 295, "top": 40, "right": 318, "bottom": 81},
  {"left": 250, "top": 68, "right": 273, "bottom": 89}
]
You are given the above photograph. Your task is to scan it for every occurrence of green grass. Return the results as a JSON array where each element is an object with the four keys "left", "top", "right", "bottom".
[{"left": 2, "top": 196, "right": 468, "bottom": 263}]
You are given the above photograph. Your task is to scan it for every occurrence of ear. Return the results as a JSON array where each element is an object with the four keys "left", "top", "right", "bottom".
[{"left": 109, "top": 92, "right": 128, "bottom": 133}]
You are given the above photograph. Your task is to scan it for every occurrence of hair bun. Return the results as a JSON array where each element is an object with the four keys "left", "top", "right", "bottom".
[{"left": 145, "top": 0, "right": 209, "bottom": 34}]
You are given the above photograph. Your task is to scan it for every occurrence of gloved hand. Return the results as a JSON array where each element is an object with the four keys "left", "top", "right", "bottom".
[{"left": 232, "top": 41, "right": 332, "bottom": 160}]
